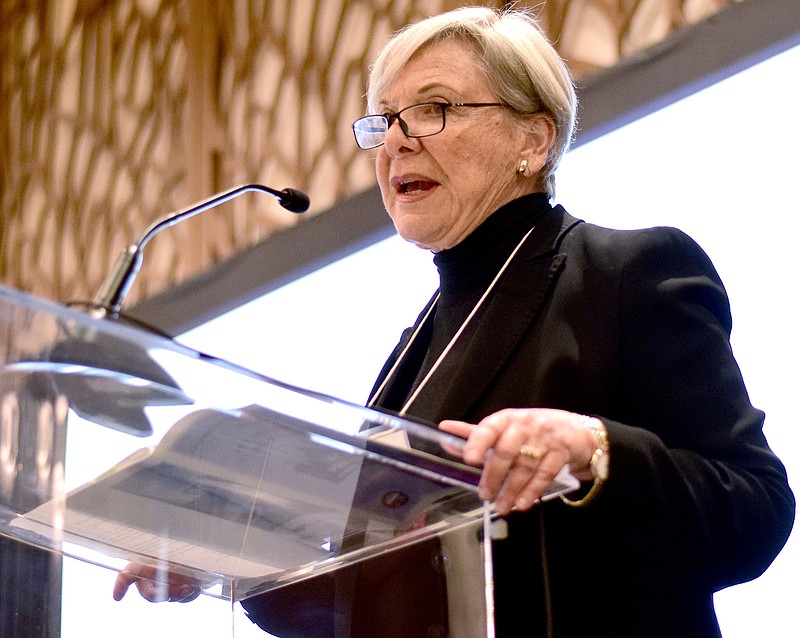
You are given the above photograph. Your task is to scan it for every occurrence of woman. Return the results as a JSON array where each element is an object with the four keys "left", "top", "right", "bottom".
[{"left": 116, "top": 7, "right": 794, "bottom": 636}]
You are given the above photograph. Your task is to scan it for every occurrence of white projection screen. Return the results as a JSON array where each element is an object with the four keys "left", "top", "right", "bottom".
[{"left": 62, "top": 31, "right": 799, "bottom": 638}]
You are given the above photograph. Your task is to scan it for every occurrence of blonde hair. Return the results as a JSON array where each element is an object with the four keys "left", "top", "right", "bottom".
[{"left": 367, "top": 7, "right": 577, "bottom": 198}]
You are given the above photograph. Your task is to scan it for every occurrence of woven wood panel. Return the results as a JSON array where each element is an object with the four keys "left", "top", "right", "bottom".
[{"left": 0, "top": 0, "right": 730, "bottom": 306}]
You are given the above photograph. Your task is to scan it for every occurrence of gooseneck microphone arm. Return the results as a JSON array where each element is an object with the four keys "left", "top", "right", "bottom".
[{"left": 93, "top": 183, "right": 310, "bottom": 315}]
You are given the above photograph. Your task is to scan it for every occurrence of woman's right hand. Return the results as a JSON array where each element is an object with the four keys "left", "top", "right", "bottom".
[{"left": 112, "top": 562, "right": 202, "bottom": 603}]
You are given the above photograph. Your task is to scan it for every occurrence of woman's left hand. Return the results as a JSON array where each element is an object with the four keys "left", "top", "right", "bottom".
[
  {"left": 112, "top": 562, "right": 203, "bottom": 603},
  {"left": 440, "top": 408, "right": 597, "bottom": 514}
]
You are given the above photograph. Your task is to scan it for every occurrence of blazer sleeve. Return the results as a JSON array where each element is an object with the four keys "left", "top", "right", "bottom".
[{"left": 595, "top": 226, "right": 794, "bottom": 591}]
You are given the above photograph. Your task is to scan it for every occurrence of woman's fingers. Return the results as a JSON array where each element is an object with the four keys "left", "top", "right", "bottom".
[
  {"left": 438, "top": 420, "right": 475, "bottom": 458},
  {"left": 112, "top": 564, "right": 142, "bottom": 601},
  {"left": 492, "top": 449, "right": 569, "bottom": 514},
  {"left": 440, "top": 408, "right": 596, "bottom": 514},
  {"left": 438, "top": 419, "right": 474, "bottom": 440},
  {"left": 112, "top": 562, "right": 202, "bottom": 603}
]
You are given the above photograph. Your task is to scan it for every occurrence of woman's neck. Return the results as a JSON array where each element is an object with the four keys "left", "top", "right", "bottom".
[{"left": 433, "top": 192, "right": 551, "bottom": 303}]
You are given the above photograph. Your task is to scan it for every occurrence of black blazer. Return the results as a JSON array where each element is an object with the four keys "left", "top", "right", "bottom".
[
  {"left": 368, "top": 204, "right": 794, "bottom": 636},
  {"left": 243, "top": 204, "right": 794, "bottom": 637}
]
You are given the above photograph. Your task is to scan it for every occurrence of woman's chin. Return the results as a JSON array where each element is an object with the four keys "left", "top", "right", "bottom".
[
  {"left": 396, "top": 228, "right": 449, "bottom": 252},
  {"left": 391, "top": 218, "right": 442, "bottom": 251}
]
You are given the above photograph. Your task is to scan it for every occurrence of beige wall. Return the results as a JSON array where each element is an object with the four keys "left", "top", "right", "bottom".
[{"left": 0, "top": 0, "right": 729, "bottom": 306}]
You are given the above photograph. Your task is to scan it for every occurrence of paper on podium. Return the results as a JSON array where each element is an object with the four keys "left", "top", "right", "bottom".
[
  {"left": 12, "top": 402, "right": 578, "bottom": 598},
  {"left": 0, "top": 284, "right": 577, "bottom": 601}
]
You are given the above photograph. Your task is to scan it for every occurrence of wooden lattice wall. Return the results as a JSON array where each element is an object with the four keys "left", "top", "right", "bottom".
[{"left": 0, "top": 0, "right": 730, "bottom": 306}]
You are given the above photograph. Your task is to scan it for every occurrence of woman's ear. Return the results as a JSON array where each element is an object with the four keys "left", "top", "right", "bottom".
[{"left": 520, "top": 114, "right": 557, "bottom": 176}]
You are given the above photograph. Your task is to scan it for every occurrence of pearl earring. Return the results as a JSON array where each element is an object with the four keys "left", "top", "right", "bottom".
[{"left": 517, "top": 159, "right": 528, "bottom": 175}]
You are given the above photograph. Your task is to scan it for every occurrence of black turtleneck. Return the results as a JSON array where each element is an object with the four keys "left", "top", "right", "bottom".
[
  {"left": 405, "top": 192, "right": 552, "bottom": 417},
  {"left": 435, "top": 193, "right": 551, "bottom": 299}
]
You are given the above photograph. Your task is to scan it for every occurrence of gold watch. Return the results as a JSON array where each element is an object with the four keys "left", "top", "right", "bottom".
[{"left": 560, "top": 416, "right": 609, "bottom": 507}]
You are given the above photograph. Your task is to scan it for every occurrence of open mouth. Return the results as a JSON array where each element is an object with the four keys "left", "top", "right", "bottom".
[{"left": 393, "top": 176, "right": 439, "bottom": 195}]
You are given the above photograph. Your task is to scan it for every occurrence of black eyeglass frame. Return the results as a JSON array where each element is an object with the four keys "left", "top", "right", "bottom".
[{"left": 352, "top": 102, "right": 507, "bottom": 150}]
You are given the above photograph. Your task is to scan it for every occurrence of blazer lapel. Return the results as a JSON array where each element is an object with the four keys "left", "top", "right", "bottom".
[
  {"left": 437, "top": 253, "right": 566, "bottom": 420},
  {"left": 367, "top": 293, "right": 438, "bottom": 414},
  {"left": 370, "top": 207, "right": 582, "bottom": 422},
  {"left": 430, "top": 207, "right": 580, "bottom": 420}
]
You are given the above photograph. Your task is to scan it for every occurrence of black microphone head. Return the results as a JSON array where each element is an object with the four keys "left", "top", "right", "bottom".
[{"left": 278, "top": 188, "right": 310, "bottom": 213}]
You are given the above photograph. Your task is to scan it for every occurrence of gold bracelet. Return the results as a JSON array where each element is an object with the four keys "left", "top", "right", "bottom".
[{"left": 560, "top": 416, "right": 609, "bottom": 508}]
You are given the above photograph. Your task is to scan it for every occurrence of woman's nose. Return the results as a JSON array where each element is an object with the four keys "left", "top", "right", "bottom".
[{"left": 383, "top": 119, "right": 419, "bottom": 156}]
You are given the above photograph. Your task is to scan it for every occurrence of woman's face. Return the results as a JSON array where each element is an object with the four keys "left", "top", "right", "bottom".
[{"left": 374, "top": 39, "right": 539, "bottom": 252}]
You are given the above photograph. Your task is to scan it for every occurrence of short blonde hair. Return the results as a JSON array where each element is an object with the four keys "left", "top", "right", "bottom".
[{"left": 367, "top": 7, "right": 577, "bottom": 198}]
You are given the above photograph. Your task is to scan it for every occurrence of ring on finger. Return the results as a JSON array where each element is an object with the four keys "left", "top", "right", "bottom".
[{"left": 519, "top": 443, "right": 544, "bottom": 461}]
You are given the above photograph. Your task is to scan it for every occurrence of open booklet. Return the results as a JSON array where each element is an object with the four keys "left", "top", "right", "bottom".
[{"left": 12, "top": 403, "right": 578, "bottom": 593}]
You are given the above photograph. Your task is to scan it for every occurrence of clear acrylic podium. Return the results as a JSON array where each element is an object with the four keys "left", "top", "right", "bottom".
[{"left": 0, "top": 284, "right": 577, "bottom": 637}]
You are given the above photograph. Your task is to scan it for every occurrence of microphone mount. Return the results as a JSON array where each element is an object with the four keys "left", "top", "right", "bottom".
[{"left": 93, "top": 183, "right": 309, "bottom": 315}]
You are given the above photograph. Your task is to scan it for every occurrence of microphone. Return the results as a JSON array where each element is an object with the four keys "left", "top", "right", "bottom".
[
  {"left": 270, "top": 187, "right": 311, "bottom": 213},
  {"left": 93, "top": 183, "right": 309, "bottom": 315}
]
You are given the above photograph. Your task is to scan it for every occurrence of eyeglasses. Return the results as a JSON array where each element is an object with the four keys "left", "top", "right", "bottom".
[{"left": 352, "top": 102, "right": 506, "bottom": 150}]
